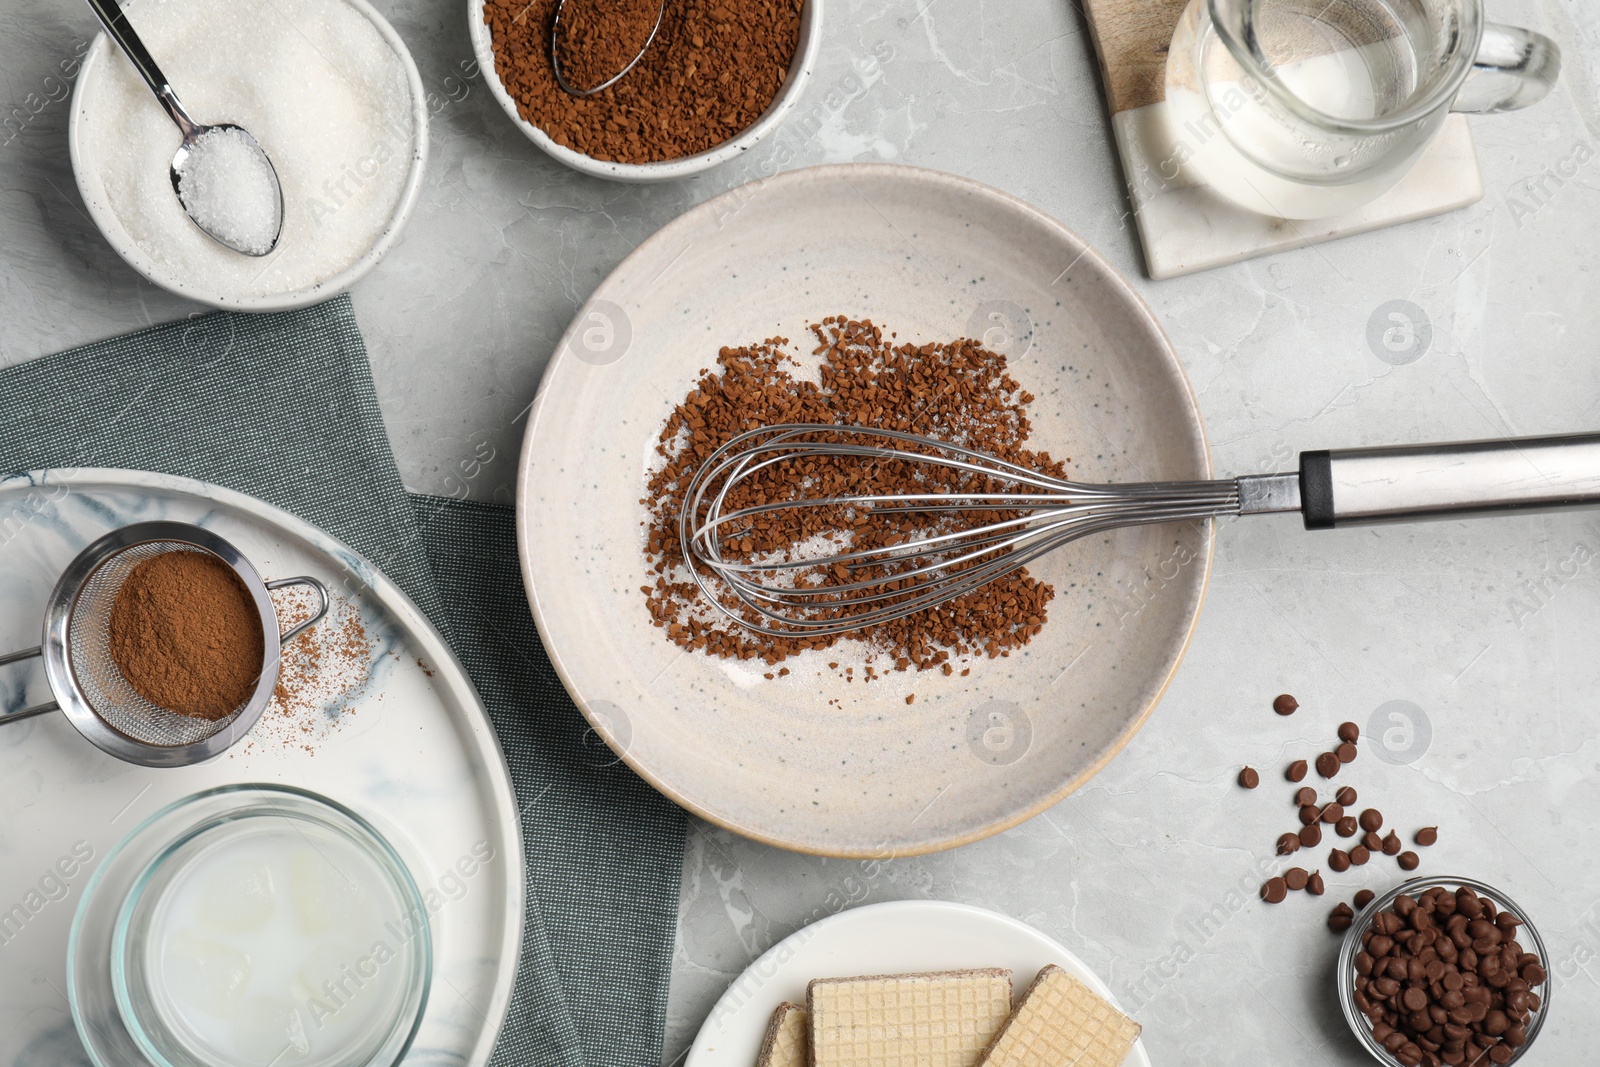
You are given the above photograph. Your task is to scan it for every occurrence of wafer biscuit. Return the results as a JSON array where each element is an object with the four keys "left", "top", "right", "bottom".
[
  {"left": 807, "top": 968, "right": 1013, "bottom": 1067},
  {"left": 976, "top": 964, "right": 1140, "bottom": 1067},
  {"left": 755, "top": 1002, "right": 807, "bottom": 1067}
]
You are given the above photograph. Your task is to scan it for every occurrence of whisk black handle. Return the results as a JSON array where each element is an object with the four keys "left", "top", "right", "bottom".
[{"left": 1298, "top": 432, "right": 1600, "bottom": 528}]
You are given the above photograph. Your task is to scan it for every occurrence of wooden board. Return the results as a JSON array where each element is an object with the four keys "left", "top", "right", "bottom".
[{"left": 1082, "top": 0, "right": 1189, "bottom": 113}]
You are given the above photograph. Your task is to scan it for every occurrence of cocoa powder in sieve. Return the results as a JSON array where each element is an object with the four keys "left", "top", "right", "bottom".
[
  {"left": 642, "top": 316, "right": 1064, "bottom": 674},
  {"left": 482, "top": 0, "right": 802, "bottom": 163},
  {"left": 108, "top": 551, "right": 264, "bottom": 720}
]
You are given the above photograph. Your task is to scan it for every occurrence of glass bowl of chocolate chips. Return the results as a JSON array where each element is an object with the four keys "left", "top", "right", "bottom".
[{"left": 1337, "top": 877, "right": 1550, "bottom": 1067}]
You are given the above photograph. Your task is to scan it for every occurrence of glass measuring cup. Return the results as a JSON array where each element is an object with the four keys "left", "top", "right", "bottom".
[{"left": 1165, "top": 0, "right": 1561, "bottom": 218}]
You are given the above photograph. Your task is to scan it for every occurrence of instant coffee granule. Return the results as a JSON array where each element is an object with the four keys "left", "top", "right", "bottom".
[
  {"left": 109, "top": 550, "right": 264, "bottom": 720},
  {"left": 554, "top": 0, "right": 660, "bottom": 93},
  {"left": 642, "top": 316, "right": 1065, "bottom": 673},
  {"left": 482, "top": 0, "right": 802, "bottom": 163}
]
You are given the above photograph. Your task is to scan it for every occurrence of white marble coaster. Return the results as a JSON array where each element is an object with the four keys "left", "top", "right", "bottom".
[{"left": 1113, "top": 106, "right": 1484, "bottom": 279}]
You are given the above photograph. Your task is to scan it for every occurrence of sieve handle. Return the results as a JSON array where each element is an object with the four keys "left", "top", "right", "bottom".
[
  {"left": 0, "top": 645, "right": 60, "bottom": 726},
  {"left": 265, "top": 576, "right": 330, "bottom": 644}
]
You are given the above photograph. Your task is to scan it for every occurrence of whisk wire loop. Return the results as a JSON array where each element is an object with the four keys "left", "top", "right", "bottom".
[{"left": 678, "top": 424, "right": 1239, "bottom": 637}]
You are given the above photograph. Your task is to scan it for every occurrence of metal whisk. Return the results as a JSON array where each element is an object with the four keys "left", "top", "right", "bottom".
[{"left": 682, "top": 424, "right": 1600, "bottom": 636}]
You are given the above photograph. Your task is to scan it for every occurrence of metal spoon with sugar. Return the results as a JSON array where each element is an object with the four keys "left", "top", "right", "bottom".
[
  {"left": 550, "top": 0, "right": 666, "bottom": 96},
  {"left": 86, "top": 0, "right": 284, "bottom": 256}
]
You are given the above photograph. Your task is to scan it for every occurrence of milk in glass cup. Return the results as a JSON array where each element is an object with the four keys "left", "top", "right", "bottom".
[{"left": 1165, "top": 0, "right": 1560, "bottom": 218}]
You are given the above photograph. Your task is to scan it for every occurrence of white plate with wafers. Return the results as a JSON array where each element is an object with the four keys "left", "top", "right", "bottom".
[{"left": 686, "top": 899, "right": 1153, "bottom": 1067}]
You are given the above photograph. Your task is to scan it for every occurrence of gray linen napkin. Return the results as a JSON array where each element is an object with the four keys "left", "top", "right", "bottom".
[{"left": 0, "top": 294, "right": 685, "bottom": 1067}]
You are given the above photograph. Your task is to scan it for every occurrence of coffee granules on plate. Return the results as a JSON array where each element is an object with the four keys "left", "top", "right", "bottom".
[
  {"left": 483, "top": 0, "right": 802, "bottom": 164},
  {"left": 641, "top": 316, "right": 1064, "bottom": 672},
  {"left": 108, "top": 550, "right": 264, "bottom": 720},
  {"left": 1351, "top": 885, "right": 1545, "bottom": 1067}
]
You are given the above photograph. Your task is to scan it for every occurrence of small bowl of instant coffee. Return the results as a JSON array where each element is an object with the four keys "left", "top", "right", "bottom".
[
  {"left": 1337, "top": 877, "right": 1549, "bottom": 1067},
  {"left": 470, "top": 0, "right": 823, "bottom": 181}
]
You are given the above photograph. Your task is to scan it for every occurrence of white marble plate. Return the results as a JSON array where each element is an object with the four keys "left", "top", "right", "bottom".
[
  {"left": 518, "top": 163, "right": 1212, "bottom": 857},
  {"left": 684, "top": 899, "right": 1152, "bottom": 1067},
  {"left": 0, "top": 469, "right": 521, "bottom": 1067}
]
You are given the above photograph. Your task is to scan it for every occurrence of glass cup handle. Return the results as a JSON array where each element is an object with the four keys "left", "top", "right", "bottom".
[{"left": 1452, "top": 22, "right": 1562, "bottom": 114}]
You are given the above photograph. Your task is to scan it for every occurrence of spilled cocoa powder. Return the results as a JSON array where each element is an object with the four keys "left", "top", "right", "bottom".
[
  {"left": 642, "top": 316, "right": 1066, "bottom": 675},
  {"left": 109, "top": 550, "right": 264, "bottom": 720},
  {"left": 482, "top": 0, "right": 802, "bottom": 163},
  {"left": 239, "top": 584, "right": 376, "bottom": 754}
]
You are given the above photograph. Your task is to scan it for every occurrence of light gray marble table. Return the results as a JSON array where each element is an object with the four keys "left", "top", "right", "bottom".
[{"left": 5, "top": 0, "right": 1600, "bottom": 1064}]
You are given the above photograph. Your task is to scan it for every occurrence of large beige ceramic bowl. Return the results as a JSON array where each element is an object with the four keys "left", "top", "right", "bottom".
[{"left": 517, "top": 164, "right": 1212, "bottom": 856}]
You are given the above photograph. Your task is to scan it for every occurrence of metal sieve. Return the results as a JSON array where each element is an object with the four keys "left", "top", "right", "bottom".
[{"left": 0, "top": 521, "right": 327, "bottom": 767}]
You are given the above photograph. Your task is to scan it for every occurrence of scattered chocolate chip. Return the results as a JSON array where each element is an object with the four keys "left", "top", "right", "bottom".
[
  {"left": 1321, "top": 802, "right": 1345, "bottom": 824},
  {"left": 1328, "top": 901, "right": 1354, "bottom": 931},
  {"left": 1261, "top": 877, "right": 1288, "bottom": 904},
  {"left": 1338, "top": 721, "right": 1360, "bottom": 743},
  {"left": 1273, "top": 693, "right": 1299, "bottom": 716},
  {"left": 1336, "top": 816, "right": 1358, "bottom": 837},
  {"left": 1285, "top": 867, "right": 1309, "bottom": 891},
  {"left": 1307, "top": 870, "right": 1325, "bottom": 895},
  {"left": 1316, "top": 752, "right": 1340, "bottom": 778},
  {"left": 1363, "top": 830, "right": 1384, "bottom": 852},
  {"left": 1398, "top": 850, "right": 1420, "bottom": 871},
  {"left": 1277, "top": 832, "right": 1301, "bottom": 856},
  {"left": 1415, "top": 826, "right": 1438, "bottom": 846},
  {"left": 1295, "top": 786, "right": 1318, "bottom": 806},
  {"left": 1335, "top": 785, "right": 1357, "bottom": 806},
  {"left": 1354, "top": 889, "right": 1375, "bottom": 908},
  {"left": 1335, "top": 741, "right": 1358, "bottom": 764},
  {"left": 1330, "top": 848, "right": 1351, "bottom": 872},
  {"left": 1238, "top": 766, "right": 1260, "bottom": 789},
  {"left": 1381, "top": 831, "right": 1401, "bottom": 856},
  {"left": 1298, "top": 823, "right": 1322, "bottom": 847},
  {"left": 1359, "top": 808, "right": 1384, "bottom": 833},
  {"left": 1299, "top": 804, "right": 1322, "bottom": 826},
  {"left": 1287, "top": 759, "right": 1308, "bottom": 782},
  {"left": 1350, "top": 845, "right": 1371, "bottom": 865}
]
